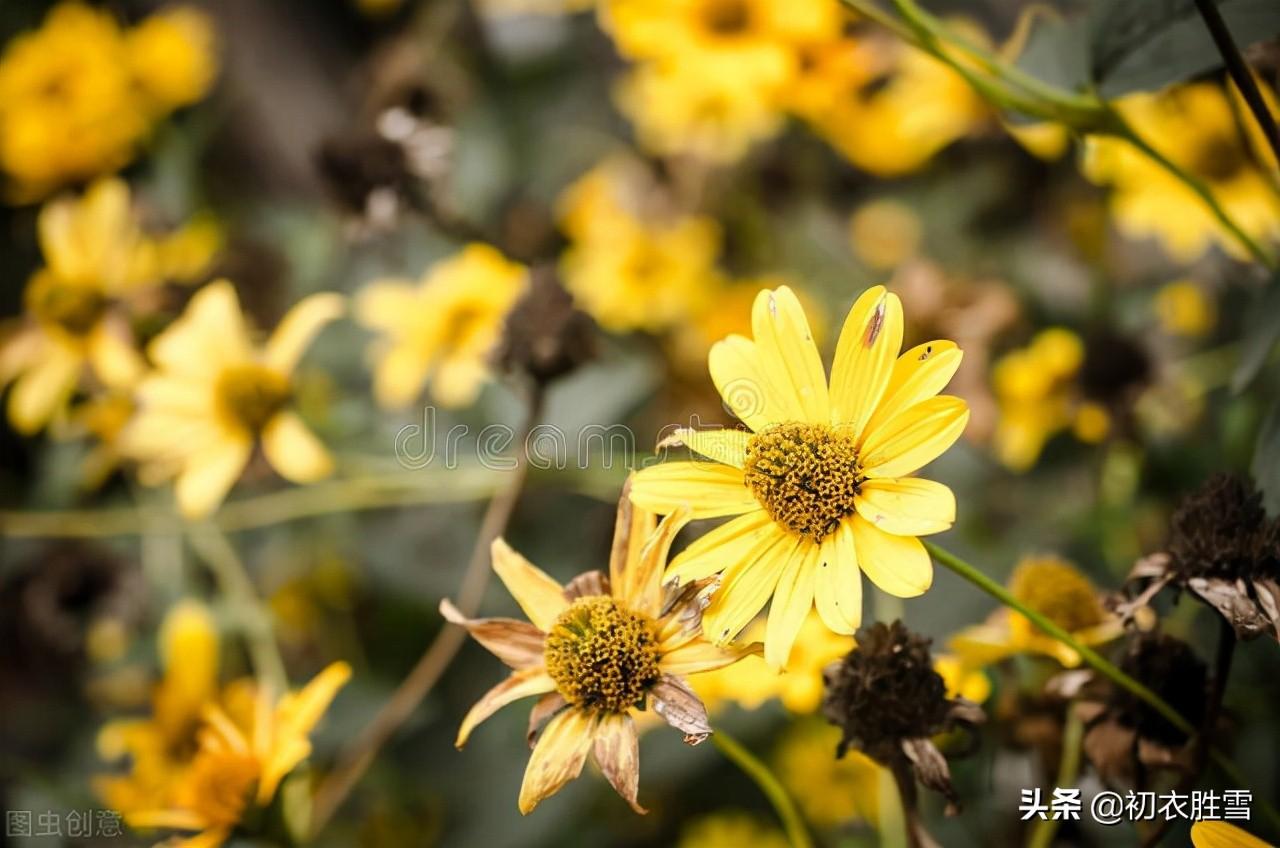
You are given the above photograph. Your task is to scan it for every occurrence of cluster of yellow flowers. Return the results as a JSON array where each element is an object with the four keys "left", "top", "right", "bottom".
[{"left": 0, "top": 2, "right": 217, "bottom": 202}]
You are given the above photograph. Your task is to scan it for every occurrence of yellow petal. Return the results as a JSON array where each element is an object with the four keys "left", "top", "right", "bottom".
[
  {"left": 491, "top": 538, "right": 568, "bottom": 631},
  {"left": 156, "top": 600, "right": 219, "bottom": 724},
  {"left": 39, "top": 177, "right": 133, "bottom": 285},
  {"left": 946, "top": 622, "right": 1020, "bottom": 668},
  {"left": 708, "top": 335, "right": 789, "bottom": 432},
  {"left": 626, "top": 507, "right": 690, "bottom": 618},
  {"left": 829, "top": 286, "right": 903, "bottom": 438},
  {"left": 611, "top": 477, "right": 658, "bottom": 605},
  {"left": 658, "top": 639, "right": 761, "bottom": 676},
  {"left": 354, "top": 279, "right": 417, "bottom": 331},
  {"left": 258, "top": 661, "right": 352, "bottom": 804},
  {"left": 864, "top": 341, "right": 963, "bottom": 437},
  {"left": 859, "top": 396, "right": 969, "bottom": 479},
  {"left": 263, "top": 293, "right": 345, "bottom": 374},
  {"left": 702, "top": 528, "right": 800, "bottom": 645},
  {"left": 149, "top": 280, "right": 253, "bottom": 378},
  {"left": 7, "top": 342, "right": 80, "bottom": 434},
  {"left": 851, "top": 515, "right": 933, "bottom": 597},
  {"left": 261, "top": 411, "right": 333, "bottom": 483},
  {"left": 664, "top": 509, "right": 776, "bottom": 583},
  {"left": 764, "top": 539, "right": 819, "bottom": 669},
  {"left": 660, "top": 427, "right": 750, "bottom": 469},
  {"left": 371, "top": 342, "right": 432, "bottom": 410},
  {"left": 631, "top": 461, "right": 757, "bottom": 520},
  {"left": 593, "top": 712, "right": 645, "bottom": 814},
  {"left": 456, "top": 666, "right": 556, "bottom": 748},
  {"left": 431, "top": 356, "right": 488, "bottom": 409},
  {"left": 88, "top": 321, "right": 144, "bottom": 389},
  {"left": 174, "top": 434, "right": 253, "bottom": 519},
  {"left": 439, "top": 599, "right": 546, "bottom": 669},
  {"left": 814, "top": 521, "right": 862, "bottom": 634},
  {"left": 519, "top": 707, "right": 598, "bottom": 814},
  {"left": 749, "top": 286, "right": 829, "bottom": 424},
  {"left": 854, "top": 478, "right": 956, "bottom": 536},
  {"left": 1190, "top": 821, "right": 1273, "bottom": 848}
]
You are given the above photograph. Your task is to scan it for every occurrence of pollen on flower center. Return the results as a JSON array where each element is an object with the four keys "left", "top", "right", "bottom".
[
  {"left": 215, "top": 364, "right": 291, "bottom": 433},
  {"left": 543, "top": 596, "right": 661, "bottom": 713},
  {"left": 1008, "top": 559, "right": 1104, "bottom": 632},
  {"left": 699, "top": 0, "right": 752, "bottom": 35},
  {"left": 32, "top": 282, "right": 106, "bottom": 336},
  {"left": 744, "top": 422, "right": 862, "bottom": 540}
]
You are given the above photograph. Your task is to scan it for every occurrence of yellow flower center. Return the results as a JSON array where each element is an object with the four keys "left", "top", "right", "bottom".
[
  {"left": 31, "top": 281, "right": 106, "bottom": 336},
  {"left": 1007, "top": 559, "right": 1104, "bottom": 633},
  {"left": 1192, "top": 136, "right": 1245, "bottom": 182},
  {"left": 744, "top": 423, "right": 862, "bottom": 541},
  {"left": 543, "top": 596, "right": 661, "bottom": 713},
  {"left": 215, "top": 364, "right": 291, "bottom": 433},
  {"left": 699, "top": 0, "right": 752, "bottom": 35},
  {"left": 184, "top": 750, "right": 259, "bottom": 829}
]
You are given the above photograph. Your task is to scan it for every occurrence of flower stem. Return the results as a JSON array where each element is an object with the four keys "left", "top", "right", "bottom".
[
  {"left": 924, "top": 541, "right": 1280, "bottom": 832},
  {"left": 711, "top": 730, "right": 814, "bottom": 848},
  {"left": 1192, "top": 0, "right": 1280, "bottom": 168},
  {"left": 1027, "top": 703, "right": 1084, "bottom": 848}
]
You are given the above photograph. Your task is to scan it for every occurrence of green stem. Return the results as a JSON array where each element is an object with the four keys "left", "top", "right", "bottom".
[
  {"left": 712, "top": 730, "right": 814, "bottom": 848},
  {"left": 1027, "top": 704, "right": 1083, "bottom": 848},
  {"left": 925, "top": 541, "right": 1280, "bottom": 832}
]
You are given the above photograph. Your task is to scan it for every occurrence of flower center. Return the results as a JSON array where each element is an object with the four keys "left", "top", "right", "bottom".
[
  {"left": 185, "top": 750, "right": 259, "bottom": 828},
  {"left": 1192, "top": 136, "right": 1246, "bottom": 182},
  {"left": 215, "top": 364, "right": 291, "bottom": 433},
  {"left": 543, "top": 596, "right": 661, "bottom": 713},
  {"left": 1008, "top": 559, "right": 1104, "bottom": 633},
  {"left": 699, "top": 0, "right": 752, "bottom": 35},
  {"left": 744, "top": 423, "right": 862, "bottom": 541},
  {"left": 30, "top": 280, "right": 106, "bottom": 336}
]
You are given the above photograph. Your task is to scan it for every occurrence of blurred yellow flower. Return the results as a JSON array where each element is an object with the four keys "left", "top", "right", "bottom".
[
  {"left": 774, "top": 718, "right": 880, "bottom": 828},
  {"left": 1155, "top": 279, "right": 1216, "bottom": 338},
  {"left": 558, "top": 158, "right": 723, "bottom": 333},
  {"left": 0, "top": 3, "right": 217, "bottom": 201},
  {"left": 849, "top": 199, "right": 923, "bottom": 270},
  {"left": 1083, "top": 80, "right": 1280, "bottom": 263},
  {"left": 990, "top": 327, "right": 1093, "bottom": 471},
  {"left": 949, "top": 555, "right": 1123, "bottom": 668},
  {"left": 933, "top": 652, "right": 991, "bottom": 704},
  {"left": 123, "top": 281, "right": 344, "bottom": 519},
  {"left": 1190, "top": 820, "right": 1274, "bottom": 848},
  {"left": 357, "top": 243, "right": 527, "bottom": 409},
  {"left": 677, "top": 811, "right": 789, "bottom": 848},
  {"left": 0, "top": 178, "right": 219, "bottom": 435},
  {"left": 633, "top": 285, "right": 968, "bottom": 668}
]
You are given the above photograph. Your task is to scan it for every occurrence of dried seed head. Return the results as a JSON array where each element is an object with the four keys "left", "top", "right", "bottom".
[
  {"left": 745, "top": 423, "right": 862, "bottom": 541},
  {"left": 1008, "top": 557, "right": 1105, "bottom": 633},
  {"left": 1111, "top": 632, "right": 1206, "bottom": 746},
  {"left": 1167, "top": 473, "right": 1280, "bottom": 582},
  {"left": 495, "top": 265, "right": 596, "bottom": 385},
  {"left": 543, "top": 596, "right": 661, "bottom": 713}
]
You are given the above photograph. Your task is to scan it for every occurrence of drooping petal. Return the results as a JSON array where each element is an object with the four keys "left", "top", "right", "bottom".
[
  {"left": 610, "top": 477, "right": 656, "bottom": 601},
  {"left": 258, "top": 661, "right": 352, "bottom": 804},
  {"left": 764, "top": 540, "right": 819, "bottom": 669},
  {"left": 263, "top": 293, "right": 345, "bottom": 374},
  {"left": 658, "top": 427, "right": 750, "bottom": 469},
  {"left": 864, "top": 341, "right": 963, "bottom": 437},
  {"left": 708, "top": 335, "right": 789, "bottom": 432},
  {"left": 174, "top": 434, "right": 253, "bottom": 519},
  {"left": 851, "top": 515, "right": 933, "bottom": 598},
  {"left": 439, "top": 599, "right": 546, "bottom": 669},
  {"left": 814, "top": 521, "right": 862, "bottom": 634},
  {"left": 491, "top": 539, "right": 568, "bottom": 631},
  {"left": 526, "top": 693, "right": 568, "bottom": 747},
  {"left": 749, "top": 286, "right": 829, "bottom": 424},
  {"left": 946, "top": 622, "right": 1020, "bottom": 668},
  {"left": 854, "top": 478, "right": 956, "bottom": 536},
  {"left": 631, "top": 461, "right": 758, "bottom": 520},
  {"left": 829, "top": 286, "right": 903, "bottom": 439},
  {"left": 664, "top": 509, "right": 777, "bottom": 584},
  {"left": 659, "top": 638, "right": 761, "bottom": 676},
  {"left": 457, "top": 667, "right": 557, "bottom": 749},
  {"left": 859, "top": 396, "right": 969, "bottom": 479},
  {"left": 518, "top": 708, "right": 598, "bottom": 814},
  {"left": 593, "top": 712, "right": 645, "bottom": 813},
  {"left": 261, "top": 412, "right": 334, "bottom": 484},
  {"left": 701, "top": 528, "right": 800, "bottom": 645},
  {"left": 649, "top": 674, "right": 712, "bottom": 744}
]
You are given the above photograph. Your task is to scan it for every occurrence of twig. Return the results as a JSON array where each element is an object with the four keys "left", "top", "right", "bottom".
[{"left": 1193, "top": 0, "right": 1280, "bottom": 168}]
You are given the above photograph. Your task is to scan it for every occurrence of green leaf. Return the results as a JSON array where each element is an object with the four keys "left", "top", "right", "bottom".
[
  {"left": 1232, "top": 273, "right": 1280, "bottom": 394},
  {"left": 1252, "top": 398, "right": 1280, "bottom": 514},
  {"left": 1013, "top": 13, "right": 1092, "bottom": 97}
]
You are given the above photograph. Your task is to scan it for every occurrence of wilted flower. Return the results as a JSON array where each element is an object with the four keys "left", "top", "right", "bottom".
[
  {"left": 633, "top": 284, "right": 968, "bottom": 667},
  {"left": 822, "top": 621, "right": 984, "bottom": 814},
  {"left": 494, "top": 266, "right": 597, "bottom": 386},
  {"left": 442, "top": 483, "right": 758, "bottom": 814}
]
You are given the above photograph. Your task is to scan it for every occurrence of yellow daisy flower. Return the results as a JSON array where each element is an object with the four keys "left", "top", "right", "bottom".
[
  {"left": 126, "top": 662, "right": 351, "bottom": 848},
  {"left": 990, "top": 327, "right": 1091, "bottom": 471},
  {"left": 632, "top": 285, "right": 968, "bottom": 668},
  {"left": 1154, "top": 279, "right": 1216, "bottom": 339},
  {"left": 1191, "top": 820, "right": 1274, "bottom": 848},
  {"left": 126, "top": 6, "right": 218, "bottom": 114},
  {"left": 948, "top": 555, "right": 1123, "bottom": 668},
  {"left": 356, "top": 243, "right": 527, "bottom": 409},
  {"left": 123, "top": 281, "right": 344, "bottom": 519},
  {"left": 443, "top": 482, "right": 758, "bottom": 814}
]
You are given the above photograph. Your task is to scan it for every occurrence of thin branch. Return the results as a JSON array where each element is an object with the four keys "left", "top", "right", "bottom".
[{"left": 1193, "top": 0, "right": 1280, "bottom": 168}]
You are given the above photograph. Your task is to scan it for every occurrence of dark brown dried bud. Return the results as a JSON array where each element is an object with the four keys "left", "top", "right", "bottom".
[
  {"left": 1111, "top": 632, "right": 1207, "bottom": 747},
  {"left": 494, "top": 265, "right": 596, "bottom": 385},
  {"left": 1167, "top": 473, "right": 1280, "bottom": 583}
]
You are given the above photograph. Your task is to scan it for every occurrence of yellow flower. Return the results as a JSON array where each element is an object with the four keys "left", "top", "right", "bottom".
[
  {"left": 127, "top": 662, "right": 351, "bottom": 847},
  {"left": 1155, "top": 279, "right": 1216, "bottom": 338},
  {"left": 123, "top": 281, "right": 344, "bottom": 519},
  {"left": 356, "top": 243, "right": 527, "bottom": 409},
  {"left": 633, "top": 284, "right": 969, "bottom": 668},
  {"left": 990, "top": 327, "right": 1086, "bottom": 471},
  {"left": 933, "top": 653, "right": 991, "bottom": 704},
  {"left": 949, "top": 555, "right": 1123, "bottom": 668},
  {"left": 774, "top": 718, "right": 880, "bottom": 828},
  {"left": 677, "top": 811, "right": 789, "bottom": 848},
  {"left": 1190, "top": 820, "right": 1274, "bottom": 848},
  {"left": 0, "top": 3, "right": 217, "bottom": 201},
  {"left": 1083, "top": 80, "right": 1280, "bottom": 263},
  {"left": 849, "top": 199, "right": 923, "bottom": 270},
  {"left": 558, "top": 157, "right": 724, "bottom": 333},
  {"left": 443, "top": 483, "right": 758, "bottom": 814}
]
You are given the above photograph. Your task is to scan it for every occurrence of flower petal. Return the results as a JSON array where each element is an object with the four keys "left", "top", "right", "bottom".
[
  {"left": 258, "top": 661, "right": 352, "bottom": 804},
  {"left": 946, "top": 622, "right": 1020, "bottom": 668},
  {"left": 708, "top": 335, "right": 789, "bottom": 432},
  {"left": 527, "top": 692, "right": 568, "bottom": 747},
  {"left": 749, "top": 286, "right": 829, "bottom": 424},
  {"left": 854, "top": 478, "right": 956, "bottom": 536},
  {"left": 610, "top": 477, "right": 656, "bottom": 598},
  {"left": 263, "top": 293, "right": 345, "bottom": 374},
  {"left": 814, "top": 521, "right": 862, "bottom": 634},
  {"left": 354, "top": 279, "right": 417, "bottom": 331},
  {"left": 701, "top": 527, "right": 799, "bottom": 645},
  {"left": 457, "top": 667, "right": 557, "bottom": 749},
  {"left": 859, "top": 396, "right": 969, "bottom": 479},
  {"left": 519, "top": 707, "right": 598, "bottom": 814},
  {"left": 1190, "top": 821, "right": 1272, "bottom": 848},
  {"left": 628, "top": 508, "right": 690, "bottom": 618},
  {"left": 149, "top": 280, "right": 252, "bottom": 378},
  {"left": 440, "top": 599, "right": 545, "bottom": 669},
  {"left": 650, "top": 674, "right": 712, "bottom": 744},
  {"left": 659, "top": 639, "right": 761, "bottom": 676},
  {"left": 88, "top": 321, "right": 145, "bottom": 389},
  {"left": 764, "top": 539, "right": 819, "bottom": 669},
  {"left": 829, "top": 286, "right": 903, "bottom": 438},
  {"left": 174, "top": 434, "right": 253, "bottom": 519},
  {"left": 864, "top": 341, "right": 963, "bottom": 437},
  {"left": 659, "top": 427, "right": 750, "bottom": 469},
  {"left": 7, "top": 342, "right": 80, "bottom": 435},
  {"left": 261, "top": 411, "right": 334, "bottom": 484},
  {"left": 491, "top": 538, "right": 568, "bottom": 631},
  {"left": 851, "top": 515, "right": 933, "bottom": 598},
  {"left": 631, "top": 461, "right": 757, "bottom": 520},
  {"left": 593, "top": 712, "right": 645, "bottom": 813}
]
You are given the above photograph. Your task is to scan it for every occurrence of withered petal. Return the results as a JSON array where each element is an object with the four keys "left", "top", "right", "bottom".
[
  {"left": 1187, "top": 576, "right": 1272, "bottom": 640},
  {"left": 562, "top": 570, "right": 610, "bottom": 602},
  {"left": 1251, "top": 578, "right": 1280, "bottom": 641},
  {"left": 1127, "top": 552, "right": 1172, "bottom": 581},
  {"left": 901, "top": 737, "right": 960, "bottom": 814},
  {"left": 650, "top": 674, "right": 712, "bottom": 745},
  {"left": 593, "top": 712, "right": 646, "bottom": 814},
  {"left": 1136, "top": 736, "right": 1192, "bottom": 773},
  {"left": 456, "top": 667, "right": 556, "bottom": 749},
  {"left": 1083, "top": 717, "right": 1138, "bottom": 786},
  {"left": 527, "top": 692, "right": 569, "bottom": 749},
  {"left": 440, "top": 599, "right": 545, "bottom": 669}
]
